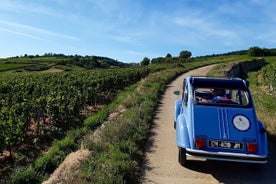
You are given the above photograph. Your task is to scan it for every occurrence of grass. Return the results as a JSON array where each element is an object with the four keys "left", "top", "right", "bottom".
[
  {"left": 246, "top": 57, "right": 276, "bottom": 144},
  {"left": 193, "top": 54, "right": 255, "bottom": 63},
  {"left": 207, "top": 63, "right": 231, "bottom": 76},
  {"left": 251, "top": 88, "right": 276, "bottom": 139}
]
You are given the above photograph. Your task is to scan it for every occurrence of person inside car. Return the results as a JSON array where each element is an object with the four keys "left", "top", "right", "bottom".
[
  {"left": 209, "top": 88, "right": 229, "bottom": 103},
  {"left": 200, "top": 88, "right": 231, "bottom": 103}
]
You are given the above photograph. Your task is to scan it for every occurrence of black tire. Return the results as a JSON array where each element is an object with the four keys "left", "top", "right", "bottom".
[
  {"left": 178, "top": 147, "right": 187, "bottom": 166},
  {"left": 174, "top": 121, "right": 176, "bottom": 129}
]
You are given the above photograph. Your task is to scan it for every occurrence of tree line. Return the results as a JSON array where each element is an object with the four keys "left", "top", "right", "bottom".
[
  {"left": 141, "top": 50, "right": 192, "bottom": 65},
  {"left": 7, "top": 53, "right": 131, "bottom": 70},
  {"left": 140, "top": 47, "right": 276, "bottom": 65}
]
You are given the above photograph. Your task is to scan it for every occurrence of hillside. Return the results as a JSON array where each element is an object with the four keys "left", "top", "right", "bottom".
[{"left": 0, "top": 53, "right": 132, "bottom": 72}]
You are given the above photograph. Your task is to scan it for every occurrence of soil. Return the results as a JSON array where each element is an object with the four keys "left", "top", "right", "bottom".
[{"left": 41, "top": 68, "right": 64, "bottom": 73}]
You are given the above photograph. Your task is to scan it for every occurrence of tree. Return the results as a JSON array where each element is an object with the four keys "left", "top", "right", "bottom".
[
  {"left": 179, "top": 50, "right": 192, "bottom": 59},
  {"left": 141, "top": 57, "right": 150, "bottom": 66},
  {"left": 151, "top": 57, "right": 164, "bottom": 64},
  {"left": 165, "top": 53, "right": 172, "bottom": 58},
  {"left": 248, "top": 47, "right": 264, "bottom": 57},
  {"left": 165, "top": 53, "right": 173, "bottom": 63}
]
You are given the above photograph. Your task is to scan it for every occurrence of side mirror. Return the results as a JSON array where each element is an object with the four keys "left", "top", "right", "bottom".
[{"left": 173, "top": 90, "right": 180, "bottom": 95}]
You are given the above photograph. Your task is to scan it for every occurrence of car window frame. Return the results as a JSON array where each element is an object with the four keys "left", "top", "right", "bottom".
[{"left": 182, "top": 79, "right": 189, "bottom": 106}]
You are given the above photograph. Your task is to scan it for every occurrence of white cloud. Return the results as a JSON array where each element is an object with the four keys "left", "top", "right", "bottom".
[
  {"left": 0, "top": 27, "right": 44, "bottom": 41},
  {"left": 0, "top": 20, "right": 78, "bottom": 41},
  {"left": 173, "top": 14, "right": 239, "bottom": 40},
  {"left": 1, "top": 0, "right": 51, "bottom": 16},
  {"left": 257, "top": 32, "right": 276, "bottom": 44}
]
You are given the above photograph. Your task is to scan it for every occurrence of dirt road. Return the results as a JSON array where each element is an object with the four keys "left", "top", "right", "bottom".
[{"left": 142, "top": 65, "right": 276, "bottom": 184}]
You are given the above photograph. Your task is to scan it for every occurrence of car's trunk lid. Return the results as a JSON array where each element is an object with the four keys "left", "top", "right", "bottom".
[{"left": 192, "top": 105, "right": 259, "bottom": 153}]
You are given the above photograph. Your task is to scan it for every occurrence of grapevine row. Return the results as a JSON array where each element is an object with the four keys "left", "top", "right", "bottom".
[{"left": 0, "top": 65, "right": 167, "bottom": 158}]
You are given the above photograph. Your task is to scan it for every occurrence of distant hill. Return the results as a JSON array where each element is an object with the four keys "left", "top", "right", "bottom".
[
  {"left": 0, "top": 53, "right": 135, "bottom": 72},
  {"left": 1, "top": 47, "right": 276, "bottom": 72}
]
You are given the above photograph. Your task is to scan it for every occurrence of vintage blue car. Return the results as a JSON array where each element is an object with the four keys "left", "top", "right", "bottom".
[{"left": 174, "top": 76, "right": 268, "bottom": 166}]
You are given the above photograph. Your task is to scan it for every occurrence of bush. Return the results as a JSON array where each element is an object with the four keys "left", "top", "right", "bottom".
[
  {"left": 84, "top": 106, "right": 109, "bottom": 129},
  {"left": 34, "top": 152, "right": 56, "bottom": 174},
  {"left": 34, "top": 131, "right": 79, "bottom": 175},
  {"left": 10, "top": 166, "right": 42, "bottom": 184}
]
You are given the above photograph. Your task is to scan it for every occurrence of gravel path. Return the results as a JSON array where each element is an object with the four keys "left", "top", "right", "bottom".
[{"left": 142, "top": 65, "right": 276, "bottom": 184}]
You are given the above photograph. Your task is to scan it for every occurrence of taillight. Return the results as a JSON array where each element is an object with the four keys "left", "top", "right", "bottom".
[
  {"left": 195, "top": 138, "right": 205, "bottom": 149},
  {"left": 247, "top": 142, "right": 258, "bottom": 153}
]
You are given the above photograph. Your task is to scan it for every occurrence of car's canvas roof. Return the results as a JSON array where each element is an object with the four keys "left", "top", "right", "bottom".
[{"left": 189, "top": 76, "right": 249, "bottom": 90}]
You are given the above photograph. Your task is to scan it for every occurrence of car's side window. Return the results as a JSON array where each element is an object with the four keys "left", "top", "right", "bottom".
[
  {"left": 183, "top": 81, "right": 188, "bottom": 106},
  {"left": 233, "top": 90, "right": 249, "bottom": 105}
]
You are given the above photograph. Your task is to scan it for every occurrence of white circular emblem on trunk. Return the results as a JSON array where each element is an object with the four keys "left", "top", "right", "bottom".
[{"left": 233, "top": 115, "right": 250, "bottom": 131}]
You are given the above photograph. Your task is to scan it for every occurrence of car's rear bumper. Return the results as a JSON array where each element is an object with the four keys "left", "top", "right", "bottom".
[{"left": 186, "top": 148, "right": 268, "bottom": 164}]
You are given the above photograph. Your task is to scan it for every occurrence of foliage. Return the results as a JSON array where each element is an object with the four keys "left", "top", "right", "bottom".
[
  {"left": 34, "top": 130, "right": 80, "bottom": 174},
  {"left": 0, "top": 63, "right": 34, "bottom": 72},
  {"left": 10, "top": 166, "right": 43, "bottom": 184},
  {"left": 84, "top": 106, "right": 109, "bottom": 128},
  {"left": 248, "top": 47, "right": 276, "bottom": 57},
  {"left": 166, "top": 53, "right": 172, "bottom": 58},
  {"left": 140, "top": 57, "right": 150, "bottom": 66},
  {"left": 0, "top": 66, "right": 155, "bottom": 156},
  {"left": 179, "top": 50, "right": 192, "bottom": 59},
  {"left": 260, "top": 57, "right": 276, "bottom": 89},
  {"left": 248, "top": 46, "right": 265, "bottom": 57},
  {"left": 246, "top": 57, "right": 276, "bottom": 144},
  {"left": 0, "top": 66, "right": 160, "bottom": 182},
  {"left": 0, "top": 115, "right": 24, "bottom": 159}
]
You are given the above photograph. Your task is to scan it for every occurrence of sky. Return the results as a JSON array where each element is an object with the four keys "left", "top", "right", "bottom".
[{"left": 0, "top": 0, "right": 275, "bottom": 63}]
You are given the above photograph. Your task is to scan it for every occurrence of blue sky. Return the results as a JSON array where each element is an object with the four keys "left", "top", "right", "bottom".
[{"left": 0, "top": 0, "right": 275, "bottom": 63}]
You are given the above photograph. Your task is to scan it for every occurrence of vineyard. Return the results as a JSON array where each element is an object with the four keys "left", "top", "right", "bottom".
[{"left": 0, "top": 64, "right": 169, "bottom": 176}]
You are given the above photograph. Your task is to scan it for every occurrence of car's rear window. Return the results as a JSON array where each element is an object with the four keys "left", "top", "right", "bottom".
[{"left": 194, "top": 87, "right": 250, "bottom": 107}]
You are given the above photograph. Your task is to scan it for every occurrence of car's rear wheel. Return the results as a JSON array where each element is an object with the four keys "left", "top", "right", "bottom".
[{"left": 178, "top": 147, "right": 187, "bottom": 166}]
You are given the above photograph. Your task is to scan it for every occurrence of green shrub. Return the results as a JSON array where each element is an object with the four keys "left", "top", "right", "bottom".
[
  {"left": 74, "top": 145, "right": 136, "bottom": 184},
  {"left": 84, "top": 106, "right": 109, "bottom": 129},
  {"left": 10, "top": 166, "right": 42, "bottom": 184},
  {"left": 34, "top": 131, "right": 78, "bottom": 175},
  {"left": 34, "top": 152, "right": 56, "bottom": 174}
]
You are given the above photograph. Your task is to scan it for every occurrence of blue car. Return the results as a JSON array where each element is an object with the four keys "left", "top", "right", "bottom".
[{"left": 174, "top": 76, "right": 268, "bottom": 166}]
